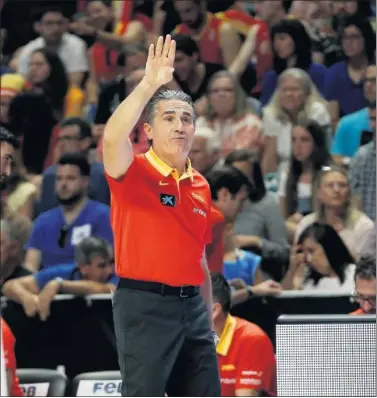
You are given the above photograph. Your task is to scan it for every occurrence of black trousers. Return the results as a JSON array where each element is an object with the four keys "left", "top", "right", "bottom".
[{"left": 112, "top": 284, "right": 221, "bottom": 397}]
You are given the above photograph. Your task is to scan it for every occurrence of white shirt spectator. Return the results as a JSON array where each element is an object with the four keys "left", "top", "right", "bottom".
[
  {"left": 263, "top": 101, "right": 331, "bottom": 175},
  {"left": 17, "top": 33, "right": 88, "bottom": 75}
]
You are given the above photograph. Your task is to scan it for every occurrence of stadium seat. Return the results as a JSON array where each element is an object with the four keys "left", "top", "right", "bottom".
[
  {"left": 72, "top": 371, "right": 122, "bottom": 396},
  {"left": 16, "top": 368, "right": 67, "bottom": 397}
]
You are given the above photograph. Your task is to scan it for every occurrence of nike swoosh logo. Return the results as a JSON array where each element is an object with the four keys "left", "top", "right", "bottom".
[{"left": 159, "top": 181, "right": 169, "bottom": 186}]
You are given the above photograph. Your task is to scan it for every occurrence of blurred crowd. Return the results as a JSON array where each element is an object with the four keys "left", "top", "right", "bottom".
[{"left": 0, "top": 0, "right": 376, "bottom": 396}]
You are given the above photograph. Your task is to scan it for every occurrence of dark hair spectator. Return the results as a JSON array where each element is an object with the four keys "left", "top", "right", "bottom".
[
  {"left": 57, "top": 153, "right": 90, "bottom": 177},
  {"left": 210, "top": 271, "right": 232, "bottom": 313}
]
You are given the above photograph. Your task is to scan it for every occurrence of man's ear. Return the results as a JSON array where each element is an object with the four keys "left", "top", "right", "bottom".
[
  {"left": 144, "top": 123, "right": 153, "bottom": 140},
  {"left": 34, "top": 21, "right": 42, "bottom": 34}
]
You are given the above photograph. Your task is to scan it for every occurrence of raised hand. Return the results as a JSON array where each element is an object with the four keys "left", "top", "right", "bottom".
[{"left": 144, "top": 35, "right": 176, "bottom": 89}]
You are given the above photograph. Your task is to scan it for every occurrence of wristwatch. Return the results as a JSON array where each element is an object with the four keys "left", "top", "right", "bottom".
[{"left": 54, "top": 277, "right": 64, "bottom": 293}]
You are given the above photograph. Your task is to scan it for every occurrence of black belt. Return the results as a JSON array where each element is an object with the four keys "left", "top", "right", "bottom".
[{"left": 118, "top": 278, "right": 200, "bottom": 298}]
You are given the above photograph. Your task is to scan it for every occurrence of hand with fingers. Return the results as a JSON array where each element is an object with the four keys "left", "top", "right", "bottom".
[{"left": 144, "top": 35, "right": 176, "bottom": 89}]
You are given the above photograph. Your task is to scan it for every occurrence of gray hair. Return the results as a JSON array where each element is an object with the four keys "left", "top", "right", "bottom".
[
  {"left": 145, "top": 89, "right": 194, "bottom": 124},
  {"left": 194, "top": 127, "right": 221, "bottom": 154},
  {"left": 75, "top": 237, "right": 112, "bottom": 266}
]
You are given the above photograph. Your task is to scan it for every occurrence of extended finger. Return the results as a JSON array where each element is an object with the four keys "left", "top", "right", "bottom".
[
  {"left": 148, "top": 43, "right": 154, "bottom": 59},
  {"left": 155, "top": 36, "right": 164, "bottom": 57},
  {"left": 162, "top": 34, "right": 171, "bottom": 58},
  {"left": 168, "top": 38, "right": 176, "bottom": 61}
]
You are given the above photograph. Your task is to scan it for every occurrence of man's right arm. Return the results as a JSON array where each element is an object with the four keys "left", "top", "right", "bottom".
[
  {"left": 103, "top": 35, "right": 176, "bottom": 180},
  {"left": 24, "top": 248, "right": 42, "bottom": 273},
  {"left": 2, "top": 276, "right": 40, "bottom": 307}
]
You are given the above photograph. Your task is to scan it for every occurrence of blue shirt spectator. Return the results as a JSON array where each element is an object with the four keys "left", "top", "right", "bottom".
[
  {"left": 26, "top": 200, "right": 113, "bottom": 269},
  {"left": 37, "top": 161, "right": 110, "bottom": 215},
  {"left": 223, "top": 249, "right": 261, "bottom": 286},
  {"left": 35, "top": 263, "right": 118, "bottom": 290},
  {"left": 331, "top": 108, "right": 370, "bottom": 157}
]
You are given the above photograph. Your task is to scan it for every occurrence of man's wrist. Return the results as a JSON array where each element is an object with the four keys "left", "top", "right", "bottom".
[{"left": 247, "top": 285, "right": 254, "bottom": 298}]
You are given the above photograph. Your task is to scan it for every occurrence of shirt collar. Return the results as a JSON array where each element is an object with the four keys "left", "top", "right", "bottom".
[
  {"left": 145, "top": 147, "right": 193, "bottom": 182},
  {"left": 216, "top": 314, "right": 237, "bottom": 356}
]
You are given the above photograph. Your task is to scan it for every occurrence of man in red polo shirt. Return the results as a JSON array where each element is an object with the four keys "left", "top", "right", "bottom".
[
  {"left": 211, "top": 272, "right": 277, "bottom": 397},
  {"left": 350, "top": 255, "right": 376, "bottom": 315},
  {"left": 103, "top": 35, "right": 220, "bottom": 396}
]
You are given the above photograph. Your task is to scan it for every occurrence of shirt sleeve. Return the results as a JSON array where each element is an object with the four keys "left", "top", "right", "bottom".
[
  {"left": 66, "top": 39, "right": 89, "bottom": 73},
  {"left": 235, "top": 334, "right": 274, "bottom": 392},
  {"left": 331, "top": 119, "right": 348, "bottom": 156},
  {"left": 348, "top": 152, "right": 362, "bottom": 193},
  {"left": 93, "top": 207, "right": 114, "bottom": 244},
  {"left": 34, "top": 265, "right": 73, "bottom": 290},
  {"left": 108, "top": 274, "right": 119, "bottom": 286}
]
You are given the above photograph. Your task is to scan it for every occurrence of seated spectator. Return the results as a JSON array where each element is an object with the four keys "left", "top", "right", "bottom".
[
  {"left": 295, "top": 165, "right": 374, "bottom": 260},
  {"left": 95, "top": 68, "right": 148, "bottom": 159},
  {"left": 8, "top": 49, "right": 69, "bottom": 174},
  {"left": 279, "top": 119, "right": 331, "bottom": 241},
  {"left": 0, "top": 218, "right": 32, "bottom": 286},
  {"left": 197, "top": 71, "right": 263, "bottom": 157},
  {"left": 1, "top": 318, "right": 23, "bottom": 396},
  {"left": 351, "top": 255, "right": 376, "bottom": 315},
  {"left": 324, "top": 15, "right": 375, "bottom": 126},
  {"left": 24, "top": 154, "right": 113, "bottom": 272},
  {"left": 225, "top": 149, "right": 290, "bottom": 280},
  {"left": 3, "top": 149, "right": 37, "bottom": 219},
  {"left": 262, "top": 68, "right": 331, "bottom": 176},
  {"left": 260, "top": 19, "right": 327, "bottom": 106},
  {"left": 348, "top": 103, "right": 376, "bottom": 221},
  {"left": 17, "top": 6, "right": 88, "bottom": 87},
  {"left": 3, "top": 236, "right": 117, "bottom": 321},
  {"left": 37, "top": 117, "right": 110, "bottom": 215},
  {"left": 331, "top": 65, "right": 376, "bottom": 161},
  {"left": 223, "top": 222, "right": 264, "bottom": 286},
  {"left": 211, "top": 272, "right": 277, "bottom": 397},
  {"left": 360, "top": 225, "right": 376, "bottom": 258},
  {"left": 189, "top": 127, "right": 222, "bottom": 177},
  {"left": 283, "top": 222, "right": 356, "bottom": 291},
  {"left": 172, "top": 0, "right": 242, "bottom": 68}
]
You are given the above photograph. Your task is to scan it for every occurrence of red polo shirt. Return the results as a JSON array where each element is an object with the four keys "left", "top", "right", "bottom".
[{"left": 106, "top": 148, "right": 213, "bottom": 286}]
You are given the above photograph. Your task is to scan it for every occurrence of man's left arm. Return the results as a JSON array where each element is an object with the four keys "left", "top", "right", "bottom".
[
  {"left": 201, "top": 249, "right": 214, "bottom": 330},
  {"left": 219, "top": 22, "right": 242, "bottom": 68}
]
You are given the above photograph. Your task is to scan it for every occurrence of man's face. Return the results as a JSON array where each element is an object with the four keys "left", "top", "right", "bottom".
[
  {"left": 144, "top": 99, "right": 196, "bottom": 159},
  {"left": 0, "top": 95, "right": 13, "bottom": 124},
  {"left": 37, "top": 11, "right": 66, "bottom": 44},
  {"left": 174, "top": 50, "right": 197, "bottom": 82},
  {"left": 55, "top": 164, "right": 87, "bottom": 203},
  {"left": 0, "top": 141, "right": 15, "bottom": 191},
  {"left": 80, "top": 255, "right": 113, "bottom": 284},
  {"left": 216, "top": 186, "right": 248, "bottom": 221},
  {"left": 364, "top": 65, "right": 376, "bottom": 103},
  {"left": 354, "top": 276, "right": 376, "bottom": 314},
  {"left": 124, "top": 52, "right": 148, "bottom": 76},
  {"left": 174, "top": 0, "right": 203, "bottom": 29},
  {"left": 57, "top": 125, "right": 83, "bottom": 155},
  {"left": 189, "top": 136, "right": 218, "bottom": 174},
  {"left": 0, "top": 229, "right": 10, "bottom": 267},
  {"left": 86, "top": 0, "right": 113, "bottom": 29},
  {"left": 254, "top": 1, "right": 282, "bottom": 23}
]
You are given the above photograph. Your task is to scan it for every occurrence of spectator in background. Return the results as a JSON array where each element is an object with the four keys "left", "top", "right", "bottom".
[
  {"left": 0, "top": 73, "right": 25, "bottom": 130},
  {"left": 3, "top": 236, "right": 117, "bottom": 321},
  {"left": 9, "top": 49, "right": 69, "bottom": 175},
  {"left": 170, "top": 34, "right": 223, "bottom": 102},
  {"left": 324, "top": 16, "right": 375, "bottom": 127},
  {"left": 37, "top": 117, "right": 110, "bottom": 215},
  {"left": 211, "top": 272, "right": 277, "bottom": 397},
  {"left": 253, "top": 0, "right": 288, "bottom": 28},
  {"left": 283, "top": 222, "right": 356, "bottom": 291},
  {"left": 172, "top": 0, "right": 242, "bottom": 68},
  {"left": 262, "top": 68, "right": 331, "bottom": 176},
  {"left": 349, "top": 102, "right": 376, "bottom": 221},
  {"left": 360, "top": 225, "right": 376, "bottom": 258},
  {"left": 189, "top": 127, "right": 222, "bottom": 177},
  {"left": 17, "top": 7, "right": 88, "bottom": 87},
  {"left": 24, "top": 154, "right": 113, "bottom": 272},
  {"left": 260, "top": 19, "right": 327, "bottom": 106},
  {"left": 0, "top": 126, "right": 19, "bottom": 194},
  {"left": 1, "top": 318, "right": 23, "bottom": 396},
  {"left": 197, "top": 71, "right": 263, "bottom": 157},
  {"left": 0, "top": 218, "right": 32, "bottom": 286},
  {"left": 331, "top": 64, "right": 376, "bottom": 162},
  {"left": 295, "top": 165, "right": 374, "bottom": 261},
  {"left": 95, "top": 68, "right": 148, "bottom": 161},
  {"left": 279, "top": 119, "right": 331, "bottom": 241},
  {"left": 225, "top": 150, "right": 290, "bottom": 281},
  {"left": 351, "top": 255, "right": 376, "bottom": 315}
]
